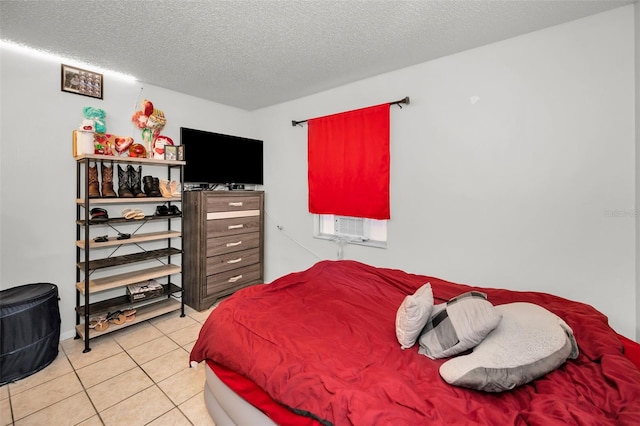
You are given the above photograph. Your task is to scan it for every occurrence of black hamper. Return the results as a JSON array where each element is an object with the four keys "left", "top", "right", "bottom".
[{"left": 0, "top": 283, "right": 61, "bottom": 385}]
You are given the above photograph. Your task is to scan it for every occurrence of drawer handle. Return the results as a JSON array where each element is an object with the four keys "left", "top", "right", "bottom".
[
  {"left": 226, "top": 241, "right": 242, "bottom": 247},
  {"left": 228, "top": 224, "right": 244, "bottom": 230},
  {"left": 229, "top": 202, "right": 243, "bottom": 207},
  {"left": 228, "top": 274, "right": 243, "bottom": 283},
  {"left": 227, "top": 258, "right": 242, "bottom": 264}
]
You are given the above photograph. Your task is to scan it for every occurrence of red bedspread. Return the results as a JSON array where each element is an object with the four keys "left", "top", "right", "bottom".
[{"left": 190, "top": 260, "right": 640, "bottom": 425}]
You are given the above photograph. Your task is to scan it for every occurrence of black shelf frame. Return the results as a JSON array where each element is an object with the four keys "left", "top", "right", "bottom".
[{"left": 75, "top": 155, "right": 184, "bottom": 353}]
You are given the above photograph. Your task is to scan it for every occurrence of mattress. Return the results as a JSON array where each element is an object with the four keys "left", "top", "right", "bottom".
[{"left": 191, "top": 260, "right": 640, "bottom": 425}]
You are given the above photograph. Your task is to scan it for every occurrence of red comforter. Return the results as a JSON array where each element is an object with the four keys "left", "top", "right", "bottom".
[{"left": 190, "top": 260, "right": 640, "bottom": 425}]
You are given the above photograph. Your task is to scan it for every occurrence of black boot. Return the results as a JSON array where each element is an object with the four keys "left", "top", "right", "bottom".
[
  {"left": 117, "top": 165, "right": 133, "bottom": 198},
  {"left": 143, "top": 175, "right": 161, "bottom": 197},
  {"left": 128, "top": 165, "right": 147, "bottom": 197}
]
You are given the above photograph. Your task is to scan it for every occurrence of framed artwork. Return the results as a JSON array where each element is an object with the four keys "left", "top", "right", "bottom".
[
  {"left": 61, "top": 64, "right": 103, "bottom": 99},
  {"left": 177, "top": 145, "right": 185, "bottom": 161},
  {"left": 164, "top": 145, "right": 177, "bottom": 160}
]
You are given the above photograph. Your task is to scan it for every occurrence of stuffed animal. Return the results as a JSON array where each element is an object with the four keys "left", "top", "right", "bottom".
[{"left": 83, "top": 107, "right": 107, "bottom": 134}]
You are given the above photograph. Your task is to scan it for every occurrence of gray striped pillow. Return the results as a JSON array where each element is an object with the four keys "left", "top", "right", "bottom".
[{"left": 418, "top": 291, "right": 502, "bottom": 359}]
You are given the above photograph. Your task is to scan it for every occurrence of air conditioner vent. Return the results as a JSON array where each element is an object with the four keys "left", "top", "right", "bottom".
[{"left": 334, "top": 216, "right": 370, "bottom": 240}]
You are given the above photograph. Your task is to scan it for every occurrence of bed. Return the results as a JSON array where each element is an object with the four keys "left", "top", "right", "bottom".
[{"left": 189, "top": 260, "right": 640, "bottom": 425}]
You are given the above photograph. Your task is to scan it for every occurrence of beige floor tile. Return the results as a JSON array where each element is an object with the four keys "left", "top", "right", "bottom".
[
  {"left": 146, "top": 408, "right": 191, "bottom": 425},
  {"left": 8, "top": 354, "right": 73, "bottom": 395},
  {"left": 76, "top": 352, "right": 136, "bottom": 389},
  {"left": 127, "top": 335, "right": 179, "bottom": 365},
  {"left": 158, "top": 362, "right": 206, "bottom": 405},
  {"left": 141, "top": 347, "right": 190, "bottom": 383},
  {"left": 61, "top": 333, "right": 116, "bottom": 356},
  {"left": 100, "top": 385, "right": 173, "bottom": 426},
  {"left": 0, "top": 385, "right": 8, "bottom": 400},
  {"left": 0, "top": 397, "right": 12, "bottom": 426},
  {"left": 167, "top": 322, "right": 202, "bottom": 347},
  {"left": 182, "top": 341, "right": 196, "bottom": 353},
  {"left": 14, "top": 391, "right": 96, "bottom": 426},
  {"left": 86, "top": 367, "right": 153, "bottom": 412},
  {"left": 186, "top": 306, "right": 216, "bottom": 323},
  {"left": 179, "top": 392, "right": 215, "bottom": 426},
  {"left": 11, "top": 372, "right": 83, "bottom": 421},
  {"left": 149, "top": 311, "right": 197, "bottom": 335},
  {"left": 65, "top": 336, "right": 123, "bottom": 370},
  {"left": 76, "top": 415, "right": 104, "bottom": 426},
  {"left": 112, "top": 321, "right": 163, "bottom": 351}
]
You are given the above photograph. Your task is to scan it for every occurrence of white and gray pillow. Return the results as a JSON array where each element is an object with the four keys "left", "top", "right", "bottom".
[
  {"left": 418, "top": 291, "right": 502, "bottom": 359},
  {"left": 439, "top": 302, "right": 579, "bottom": 392},
  {"left": 395, "top": 283, "right": 434, "bottom": 349}
]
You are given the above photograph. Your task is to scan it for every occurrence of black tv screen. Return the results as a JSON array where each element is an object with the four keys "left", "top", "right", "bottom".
[{"left": 180, "top": 127, "right": 263, "bottom": 186}]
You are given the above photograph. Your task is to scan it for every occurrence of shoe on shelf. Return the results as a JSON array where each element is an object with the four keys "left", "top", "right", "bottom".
[
  {"left": 168, "top": 205, "right": 182, "bottom": 216},
  {"left": 128, "top": 165, "right": 147, "bottom": 198},
  {"left": 154, "top": 205, "right": 169, "bottom": 216},
  {"left": 169, "top": 180, "right": 180, "bottom": 197},
  {"left": 117, "top": 165, "right": 134, "bottom": 198},
  {"left": 122, "top": 208, "right": 145, "bottom": 220},
  {"left": 89, "top": 316, "right": 109, "bottom": 332},
  {"left": 90, "top": 208, "right": 109, "bottom": 223},
  {"left": 143, "top": 175, "right": 161, "bottom": 197},
  {"left": 159, "top": 179, "right": 172, "bottom": 198}
]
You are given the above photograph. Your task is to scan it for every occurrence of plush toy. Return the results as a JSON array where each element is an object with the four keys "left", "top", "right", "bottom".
[
  {"left": 83, "top": 107, "right": 107, "bottom": 134},
  {"left": 152, "top": 135, "right": 174, "bottom": 159}
]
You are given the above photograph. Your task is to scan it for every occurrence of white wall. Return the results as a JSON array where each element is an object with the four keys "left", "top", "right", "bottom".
[
  {"left": 0, "top": 47, "right": 253, "bottom": 339},
  {"left": 635, "top": 3, "right": 640, "bottom": 340},
  {"left": 1, "top": 5, "right": 636, "bottom": 340},
  {"left": 256, "top": 6, "right": 637, "bottom": 338}
]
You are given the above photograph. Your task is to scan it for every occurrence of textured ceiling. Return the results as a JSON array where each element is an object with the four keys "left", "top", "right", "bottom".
[{"left": 0, "top": 0, "right": 634, "bottom": 110}]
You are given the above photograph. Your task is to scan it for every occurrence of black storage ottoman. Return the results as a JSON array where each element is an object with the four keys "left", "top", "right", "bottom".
[{"left": 0, "top": 283, "right": 61, "bottom": 385}]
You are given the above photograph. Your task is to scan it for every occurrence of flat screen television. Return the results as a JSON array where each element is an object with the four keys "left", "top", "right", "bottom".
[{"left": 180, "top": 127, "right": 263, "bottom": 187}]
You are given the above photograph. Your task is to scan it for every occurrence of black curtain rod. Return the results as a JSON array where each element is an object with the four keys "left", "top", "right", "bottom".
[{"left": 291, "top": 96, "right": 410, "bottom": 127}]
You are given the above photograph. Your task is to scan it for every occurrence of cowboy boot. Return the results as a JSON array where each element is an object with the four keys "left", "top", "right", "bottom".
[
  {"left": 101, "top": 162, "right": 117, "bottom": 197},
  {"left": 117, "top": 165, "right": 133, "bottom": 197},
  {"left": 88, "top": 163, "right": 101, "bottom": 198},
  {"left": 128, "top": 165, "right": 147, "bottom": 197},
  {"left": 143, "top": 176, "right": 161, "bottom": 197}
]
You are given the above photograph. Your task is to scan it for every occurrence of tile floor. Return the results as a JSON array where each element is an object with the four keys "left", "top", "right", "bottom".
[{"left": 1, "top": 305, "right": 217, "bottom": 426}]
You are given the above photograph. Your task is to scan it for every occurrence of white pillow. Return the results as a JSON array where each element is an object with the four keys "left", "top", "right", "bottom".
[
  {"left": 395, "top": 283, "right": 433, "bottom": 349},
  {"left": 439, "top": 302, "right": 579, "bottom": 392},
  {"left": 418, "top": 291, "right": 502, "bottom": 359}
]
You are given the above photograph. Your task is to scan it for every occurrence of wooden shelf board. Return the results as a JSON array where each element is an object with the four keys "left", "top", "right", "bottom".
[
  {"left": 76, "top": 231, "right": 181, "bottom": 249},
  {"left": 76, "top": 196, "right": 182, "bottom": 205},
  {"left": 76, "top": 283, "right": 182, "bottom": 316},
  {"left": 75, "top": 154, "right": 185, "bottom": 166},
  {"left": 77, "top": 215, "right": 181, "bottom": 226},
  {"left": 76, "top": 264, "right": 181, "bottom": 294},
  {"left": 76, "top": 298, "right": 182, "bottom": 340},
  {"left": 77, "top": 247, "right": 181, "bottom": 270}
]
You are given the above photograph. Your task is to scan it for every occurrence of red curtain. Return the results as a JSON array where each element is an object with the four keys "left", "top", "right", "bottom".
[{"left": 308, "top": 103, "right": 390, "bottom": 220}]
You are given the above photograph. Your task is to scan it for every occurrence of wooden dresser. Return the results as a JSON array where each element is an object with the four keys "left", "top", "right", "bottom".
[{"left": 183, "top": 190, "right": 264, "bottom": 311}]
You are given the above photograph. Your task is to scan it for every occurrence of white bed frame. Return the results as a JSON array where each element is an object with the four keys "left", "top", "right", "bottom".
[{"left": 204, "top": 362, "right": 277, "bottom": 426}]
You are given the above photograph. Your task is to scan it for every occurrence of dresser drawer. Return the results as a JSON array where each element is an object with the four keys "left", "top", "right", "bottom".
[
  {"left": 207, "top": 195, "right": 261, "bottom": 212},
  {"left": 206, "top": 248, "right": 260, "bottom": 276},
  {"left": 207, "top": 216, "right": 260, "bottom": 237},
  {"left": 206, "top": 232, "right": 260, "bottom": 257},
  {"left": 205, "top": 263, "right": 262, "bottom": 297}
]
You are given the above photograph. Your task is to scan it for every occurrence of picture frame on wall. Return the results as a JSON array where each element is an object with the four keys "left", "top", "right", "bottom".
[
  {"left": 177, "top": 145, "right": 185, "bottom": 161},
  {"left": 61, "top": 64, "right": 103, "bottom": 99},
  {"left": 165, "top": 145, "right": 177, "bottom": 160}
]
